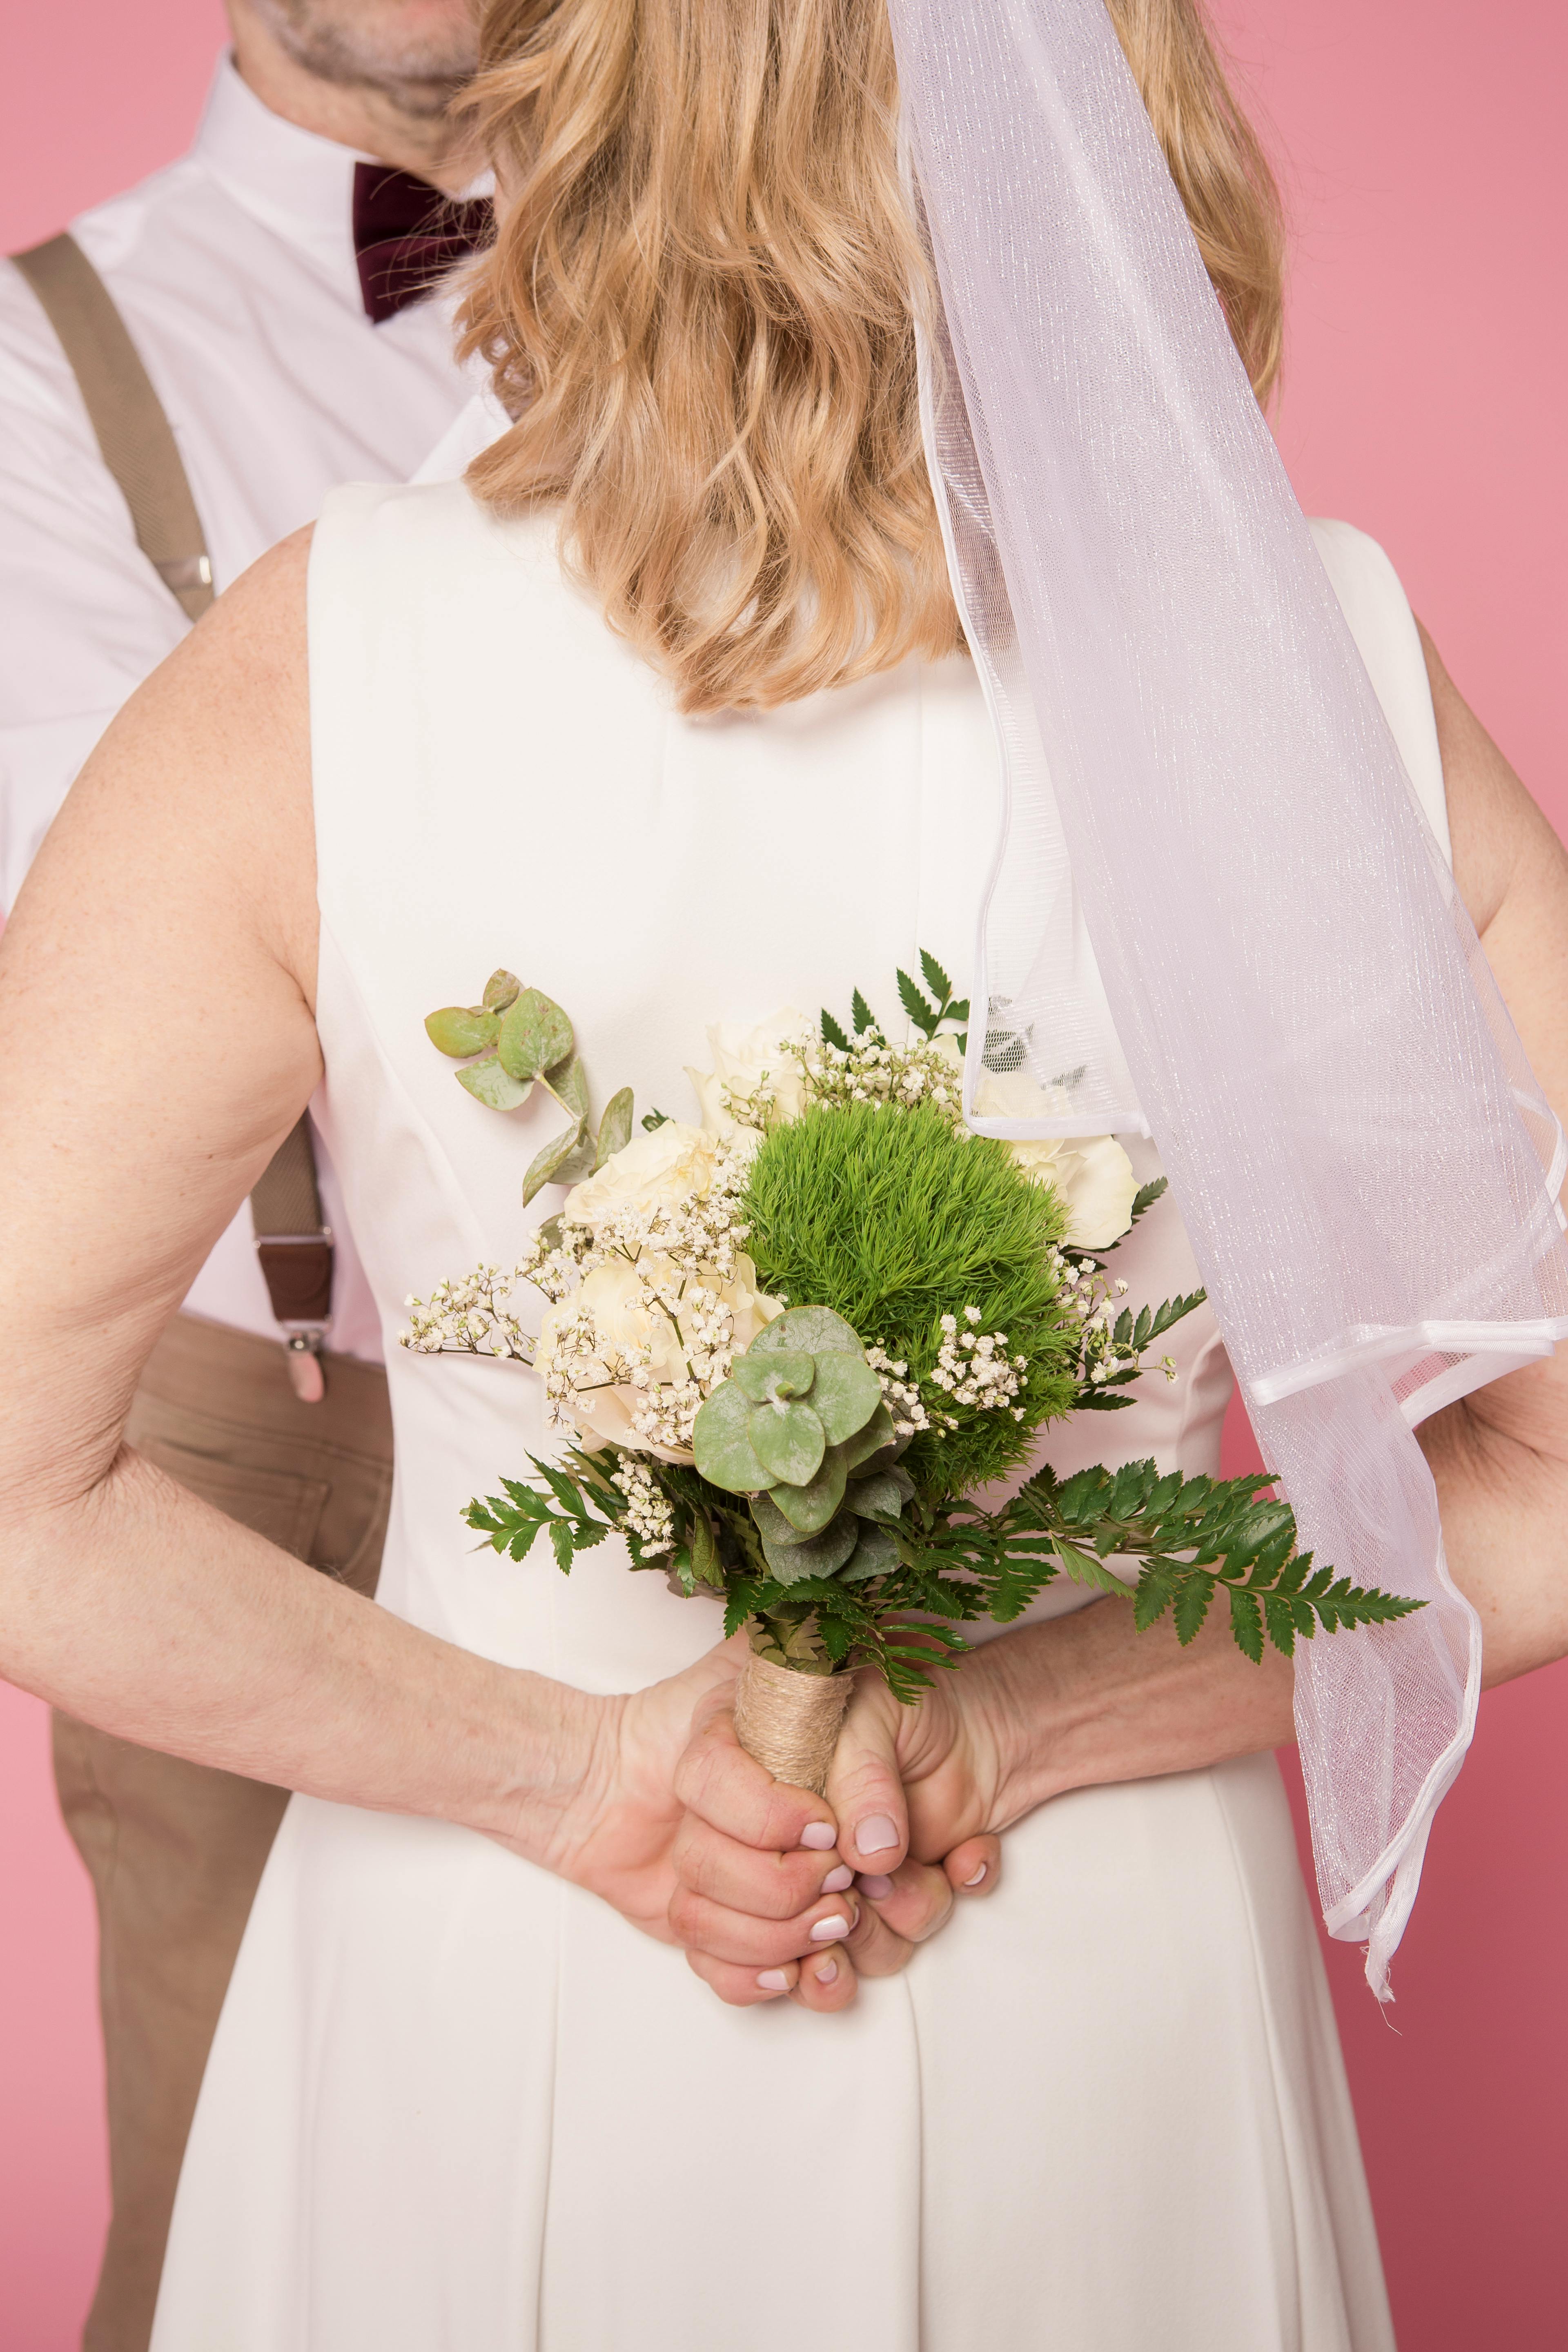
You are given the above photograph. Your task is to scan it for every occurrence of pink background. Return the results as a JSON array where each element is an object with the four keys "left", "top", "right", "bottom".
[{"left": 2, "top": 1, "right": 1565, "bottom": 2344}]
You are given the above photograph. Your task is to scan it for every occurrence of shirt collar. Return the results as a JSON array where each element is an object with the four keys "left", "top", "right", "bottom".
[{"left": 190, "top": 55, "right": 376, "bottom": 285}]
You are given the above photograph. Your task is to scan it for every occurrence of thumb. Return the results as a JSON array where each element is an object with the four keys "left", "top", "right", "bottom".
[{"left": 826, "top": 1673, "right": 909, "bottom": 1876}]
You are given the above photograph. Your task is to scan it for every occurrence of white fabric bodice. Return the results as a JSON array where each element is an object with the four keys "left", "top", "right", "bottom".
[{"left": 308, "top": 479, "right": 1446, "bottom": 1689}]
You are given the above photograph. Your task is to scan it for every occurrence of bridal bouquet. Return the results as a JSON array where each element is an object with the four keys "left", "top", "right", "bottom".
[{"left": 404, "top": 959, "right": 1419, "bottom": 1790}]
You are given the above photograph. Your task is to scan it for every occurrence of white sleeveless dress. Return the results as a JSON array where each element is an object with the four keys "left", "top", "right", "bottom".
[{"left": 150, "top": 486, "right": 1439, "bottom": 2351}]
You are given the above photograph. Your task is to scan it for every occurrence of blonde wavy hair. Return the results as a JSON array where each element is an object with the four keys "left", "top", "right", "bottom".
[{"left": 458, "top": 0, "right": 1284, "bottom": 714}]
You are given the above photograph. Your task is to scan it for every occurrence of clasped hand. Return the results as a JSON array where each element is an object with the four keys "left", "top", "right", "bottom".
[{"left": 546, "top": 1637, "right": 1012, "bottom": 2013}]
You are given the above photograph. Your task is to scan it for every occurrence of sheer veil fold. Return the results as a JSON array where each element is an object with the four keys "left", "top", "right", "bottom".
[{"left": 887, "top": 0, "right": 1568, "bottom": 1989}]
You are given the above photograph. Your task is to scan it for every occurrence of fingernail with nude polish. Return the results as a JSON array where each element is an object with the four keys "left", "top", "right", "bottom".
[
  {"left": 964, "top": 1863, "right": 988, "bottom": 1887},
  {"left": 821, "top": 1864, "right": 854, "bottom": 1893},
  {"left": 814, "top": 1956, "right": 840, "bottom": 1986},
  {"left": 800, "top": 1822, "right": 837, "bottom": 1850},
  {"left": 757, "top": 1969, "right": 791, "bottom": 1992},
  {"left": 855, "top": 1815, "right": 898, "bottom": 1857},
  {"left": 811, "top": 1913, "right": 852, "bottom": 1941},
  {"left": 857, "top": 1872, "right": 894, "bottom": 1899}
]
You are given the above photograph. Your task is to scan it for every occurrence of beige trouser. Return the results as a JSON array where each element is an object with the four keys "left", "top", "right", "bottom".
[{"left": 53, "top": 1314, "right": 394, "bottom": 2352}]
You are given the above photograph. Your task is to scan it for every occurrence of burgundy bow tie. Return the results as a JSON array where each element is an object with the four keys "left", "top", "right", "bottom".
[{"left": 352, "top": 163, "right": 494, "bottom": 325}]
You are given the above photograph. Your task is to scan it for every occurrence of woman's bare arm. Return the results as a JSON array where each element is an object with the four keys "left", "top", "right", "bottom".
[{"left": 0, "top": 538, "right": 682, "bottom": 1891}]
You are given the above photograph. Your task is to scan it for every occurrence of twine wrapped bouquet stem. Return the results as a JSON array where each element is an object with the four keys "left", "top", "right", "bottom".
[{"left": 733, "top": 1651, "right": 853, "bottom": 1795}]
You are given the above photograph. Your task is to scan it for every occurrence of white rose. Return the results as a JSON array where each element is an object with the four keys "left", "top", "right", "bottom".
[
  {"left": 561, "top": 1120, "right": 722, "bottom": 1229},
  {"left": 536, "top": 1251, "right": 783, "bottom": 1461},
  {"left": 973, "top": 1070, "right": 1138, "bottom": 1248},
  {"left": 685, "top": 1009, "right": 815, "bottom": 1135}
]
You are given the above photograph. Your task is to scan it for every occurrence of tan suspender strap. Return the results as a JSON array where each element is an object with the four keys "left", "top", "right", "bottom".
[
  {"left": 250, "top": 1116, "right": 335, "bottom": 1328},
  {"left": 11, "top": 234, "right": 333, "bottom": 1385},
  {"left": 11, "top": 233, "right": 215, "bottom": 624}
]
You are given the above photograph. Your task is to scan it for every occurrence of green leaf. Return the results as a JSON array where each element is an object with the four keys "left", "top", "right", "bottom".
[
  {"left": 748, "top": 1399, "right": 827, "bottom": 1485},
  {"left": 540, "top": 1052, "right": 589, "bottom": 1126},
  {"left": 497, "top": 989, "right": 574, "bottom": 1083},
  {"left": 457, "top": 1053, "right": 533, "bottom": 1111},
  {"left": 547, "top": 1131, "right": 599, "bottom": 1187},
  {"left": 751, "top": 1305, "right": 863, "bottom": 1357},
  {"left": 1228, "top": 1586, "right": 1264, "bottom": 1663},
  {"left": 851, "top": 988, "right": 875, "bottom": 1037},
  {"left": 548, "top": 1520, "right": 577, "bottom": 1573},
  {"left": 732, "top": 1349, "right": 817, "bottom": 1405},
  {"left": 641, "top": 1107, "right": 671, "bottom": 1131},
  {"left": 846, "top": 1467, "right": 912, "bottom": 1521},
  {"left": 897, "top": 966, "right": 939, "bottom": 1036},
  {"left": 1173, "top": 1577, "right": 1213, "bottom": 1645},
  {"left": 757, "top": 1447, "right": 849, "bottom": 1534},
  {"left": 425, "top": 1005, "right": 501, "bottom": 1058},
  {"left": 692, "top": 1381, "right": 775, "bottom": 1493},
  {"left": 595, "top": 1087, "right": 634, "bottom": 1170},
  {"left": 1263, "top": 1592, "right": 1298, "bottom": 1657},
  {"left": 689, "top": 1511, "right": 724, "bottom": 1590},
  {"left": 482, "top": 969, "right": 521, "bottom": 1012},
  {"left": 522, "top": 1121, "right": 590, "bottom": 1205},
  {"left": 805, "top": 1349, "right": 882, "bottom": 1445},
  {"left": 820, "top": 1009, "right": 851, "bottom": 1051},
  {"left": 919, "top": 948, "right": 953, "bottom": 1004},
  {"left": 1133, "top": 1568, "right": 1176, "bottom": 1631},
  {"left": 758, "top": 1510, "right": 859, "bottom": 1584},
  {"left": 840, "top": 1521, "right": 901, "bottom": 1582},
  {"left": 833, "top": 1401, "right": 896, "bottom": 1477}
]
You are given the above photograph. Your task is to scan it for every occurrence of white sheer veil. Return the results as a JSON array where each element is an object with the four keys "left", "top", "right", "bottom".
[{"left": 885, "top": 0, "right": 1568, "bottom": 1991}]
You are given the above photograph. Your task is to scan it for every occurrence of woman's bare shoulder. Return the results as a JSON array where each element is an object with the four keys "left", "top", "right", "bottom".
[{"left": 20, "top": 524, "right": 322, "bottom": 998}]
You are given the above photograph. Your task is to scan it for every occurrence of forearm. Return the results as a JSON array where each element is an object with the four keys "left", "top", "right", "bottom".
[
  {"left": 968, "top": 1378, "right": 1568, "bottom": 1823},
  {"left": 1, "top": 1444, "right": 606, "bottom": 1865},
  {"left": 971, "top": 1601, "right": 1294, "bottom": 1825}
]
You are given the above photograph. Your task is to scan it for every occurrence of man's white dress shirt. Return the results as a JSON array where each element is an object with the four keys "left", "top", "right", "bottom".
[{"left": 0, "top": 59, "right": 483, "bottom": 1358}]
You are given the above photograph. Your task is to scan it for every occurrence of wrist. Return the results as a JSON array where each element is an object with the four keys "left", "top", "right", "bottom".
[
  {"left": 963, "top": 1620, "right": 1089, "bottom": 1827},
  {"left": 460, "top": 1663, "right": 624, "bottom": 1870}
]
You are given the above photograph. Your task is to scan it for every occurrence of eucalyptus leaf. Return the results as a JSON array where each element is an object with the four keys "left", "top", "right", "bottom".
[
  {"left": 541, "top": 1052, "right": 589, "bottom": 1125},
  {"left": 482, "top": 970, "right": 521, "bottom": 1013},
  {"left": 522, "top": 1122, "right": 590, "bottom": 1206},
  {"left": 845, "top": 1468, "right": 911, "bottom": 1522},
  {"left": 835, "top": 1402, "right": 896, "bottom": 1475},
  {"left": 765, "top": 1447, "right": 849, "bottom": 1533},
  {"left": 457, "top": 1053, "right": 533, "bottom": 1111},
  {"left": 497, "top": 989, "right": 575, "bottom": 1083},
  {"left": 748, "top": 1400, "right": 826, "bottom": 1486},
  {"left": 732, "top": 1349, "right": 815, "bottom": 1405},
  {"left": 759, "top": 1510, "right": 859, "bottom": 1584},
  {"left": 806, "top": 1350, "right": 882, "bottom": 1445},
  {"left": 693, "top": 1381, "right": 776, "bottom": 1493},
  {"left": 751, "top": 1305, "right": 863, "bottom": 1358},
  {"left": 425, "top": 1004, "right": 500, "bottom": 1058},
  {"left": 839, "top": 1522, "right": 901, "bottom": 1583},
  {"left": 595, "top": 1087, "right": 634, "bottom": 1170},
  {"left": 549, "top": 1132, "right": 598, "bottom": 1186}
]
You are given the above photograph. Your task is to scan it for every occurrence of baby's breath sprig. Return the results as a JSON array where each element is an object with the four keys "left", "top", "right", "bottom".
[{"left": 402, "top": 1264, "right": 536, "bottom": 1362}]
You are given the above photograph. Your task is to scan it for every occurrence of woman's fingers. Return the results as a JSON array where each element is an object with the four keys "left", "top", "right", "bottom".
[
  {"left": 686, "top": 1942, "right": 860, "bottom": 2012},
  {"left": 670, "top": 1807, "right": 853, "bottom": 1922},
  {"left": 940, "top": 1833, "right": 1002, "bottom": 1897},
  {"left": 675, "top": 1680, "right": 839, "bottom": 1854},
  {"left": 790, "top": 1942, "right": 858, "bottom": 2012},
  {"left": 668, "top": 1879, "right": 863, "bottom": 1971},
  {"left": 850, "top": 1856, "right": 953, "bottom": 1958},
  {"left": 824, "top": 1674, "right": 909, "bottom": 1879}
]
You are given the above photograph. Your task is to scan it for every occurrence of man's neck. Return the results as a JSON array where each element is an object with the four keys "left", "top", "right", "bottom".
[{"left": 225, "top": 2, "right": 479, "bottom": 195}]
